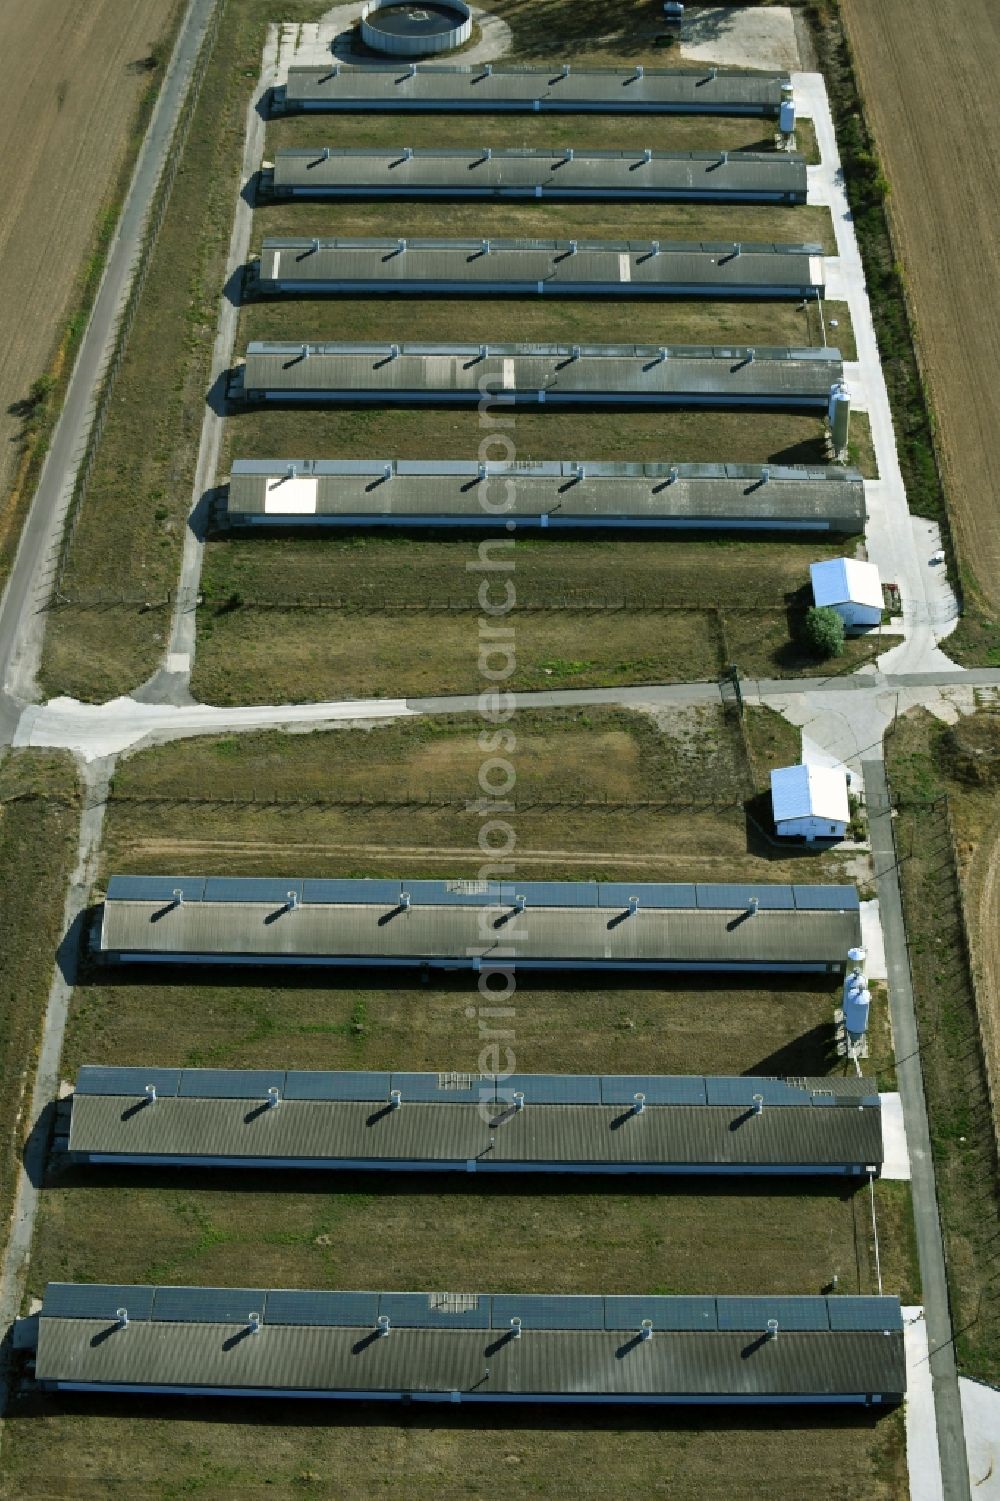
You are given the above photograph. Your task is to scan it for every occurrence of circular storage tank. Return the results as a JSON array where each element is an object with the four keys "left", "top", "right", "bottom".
[
  {"left": 360, "top": 0, "right": 472, "bottom": 56},
  {"left": 843, "top": 985, "right": 871, "bottom": 1040}
]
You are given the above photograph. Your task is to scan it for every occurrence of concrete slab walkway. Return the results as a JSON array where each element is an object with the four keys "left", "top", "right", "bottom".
[
  {"left": 905, "top": 1307, "right": 946, "bottom": 1501},
  {"left": 879, "top": 1093, "right": 911, "bottom": 1180},
  {"left": 793, "top": 70, "right": 959, "bottom": 674},
  {"left": 959, "top": 1377, "right": 1000, "bottom": 1497}
]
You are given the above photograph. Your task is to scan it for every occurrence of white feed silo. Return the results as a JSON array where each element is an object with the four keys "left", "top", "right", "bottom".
[
  {"left": 828, "top": 382, "right": 851, "bottom": 454},
  {"left": 779, "top": 84, "right": 795, "bottom": 135},
  {"left": 843, "top": 948, "right": 870, "bottom": 1046}
]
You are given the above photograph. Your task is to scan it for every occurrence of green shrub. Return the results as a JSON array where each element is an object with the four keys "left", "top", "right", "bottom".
[{"left": 802, "top": 606, "right": 845, "bottom": 659}]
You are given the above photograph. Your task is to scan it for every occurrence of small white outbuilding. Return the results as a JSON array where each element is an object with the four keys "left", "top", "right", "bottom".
[
  {"left": 770, "top": 763, "right": 850, "bottom": 842},
  {"left": 809, "top": 558, "right": 883, "bottom": 629}
]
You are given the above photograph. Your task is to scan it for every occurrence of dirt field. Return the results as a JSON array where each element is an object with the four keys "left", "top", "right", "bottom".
[
  {"left": 840, "top": 0, "right": 1000, "bottom": 657},
  {"left": 0, "top": 0, "right": 181, "bottom": 564}
]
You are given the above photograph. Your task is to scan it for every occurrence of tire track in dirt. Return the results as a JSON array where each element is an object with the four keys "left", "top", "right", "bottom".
[{"left": 127, "top": 837, "right": 715, "bottom": 866}]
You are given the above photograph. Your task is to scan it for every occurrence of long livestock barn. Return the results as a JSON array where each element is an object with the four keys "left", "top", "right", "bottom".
[
  {"left": 96, "top": 876, "right": 862, "bottom": 973},
  {"left": 266, "top": 147, "right": 807, "bottom": 204},
  {"left": 68, "top": 1066, "right": 884, "bottom": 1177},
  {"left": 232, "top": 342, "right": 843, "bottom": 409},
  {"left": 27, "top": 1283, "right": 906, "bottom": 1406},
  {"left": 251, "top": 237, "right": 826, "bottom": 299},
  {"left": 274, "top": 63, "right": 789, "bottom": 117},
  {"left": 224, "top": 458, "right": 866, "bottom": 534}
]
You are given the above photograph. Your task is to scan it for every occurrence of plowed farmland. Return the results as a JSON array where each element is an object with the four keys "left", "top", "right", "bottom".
[
  {"left": 0, "top": 0, "right": 180, "bottom": 557},
  {"left": 841, "top": 0, "right": 1000, "bottom": 638}
]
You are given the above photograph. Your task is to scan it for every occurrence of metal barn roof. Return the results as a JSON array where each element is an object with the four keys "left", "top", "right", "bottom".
[
  {"left": 225, "top": 458, "right": 866, "bottom": 533},
  {"left": 97, "top": 876, "right": 862, "bottom": 971},
  {"left": 68, "top": 1067, "right": 883, "bottom": 1175},
  {"left": 33, "top": 1283, "right": 905, "bottom": 1403},
  {"left": 770, "top": 764, "right": 851, "bottom": 825},
  {"left": 236, "top": 343, "right": 843, "bottom": 410},
  {"left": 276, "top": 63, "right": 789, "bottom": 116},
  {"left": 268, "top": 147, "right": 807, "bottom": 203},
  {"left": 252, "top": 237, "right": 825, "bottom": 299},
  {"left": 810, "top": 558, "right": 884, "bottom": 610}
]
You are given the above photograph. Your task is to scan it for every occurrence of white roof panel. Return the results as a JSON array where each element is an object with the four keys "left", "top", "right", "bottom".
[
  {"left": 264, "top": 476, "right": 318, "bottom": 515},
  {"left": 770, "top": 764, "right": 850, "bottom": 824},
  {"left": 810, "top": 557, "right": 882, "bottom": 610}
]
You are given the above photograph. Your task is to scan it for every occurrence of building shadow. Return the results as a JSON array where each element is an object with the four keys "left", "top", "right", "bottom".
[{"left": 5, "top": 1385, "right": 897, "bottom": 1435}]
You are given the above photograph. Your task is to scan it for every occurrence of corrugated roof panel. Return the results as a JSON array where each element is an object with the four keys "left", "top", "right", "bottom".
[
  {"left": 596, "top": 882, "right": 697, "bottom": 910},
  {"left": 491, "top": 1294, "right": 605, "bottom": 1329},
  {"left": 302, "top": 878, "right": 401, "bottom": 905},
  {"left": 389, "top": 1072, "right": 495, "bottom": 1104},
  {"left": 34, "top": 1314, "right": 907, "bottom": 1400},
  {"left": 176, "top": 1069, "right": 285, "bottom": 1100},
  {"left": 279, "top": 64, "right": 788, "bottom": 118},
  {"left": 600, "top": 1076, "right": 708, "bottom": 1106},
  {"left": 203, "top": 878, "right": 303, "bottom": 905},
  {"left": 717, "top": 1297, "right": 831, "bottom": 1331},
  {"left": 67, "top": 1089, "right": 884, "bottom": 1171},
  {"left": 828, "top": 1298, "right": 903, "bottom": 1332},
  {"left": 378, "top": 1292, "right": 490, "bottom": 1329},
  {"left": 151, "top": 1287, "right": 268, "bottom": 1324},
  {"left": 265, "top": 1290, "right": 378, "bottom": 1327},
  {"left": 695, "top": 883, "right": 795, "bottom": 910},
  {"left": 270, "top": 147, "right": 806, "bottom": 202},
  {"left": 41, "top": 1283, "right": 156, "bottom": 1322},
  {"left": 792, "top": 884, "right": 859, "bottom": 911},
  {"left": 100, "top": 876, "right": 861, "bottom": 966},
  {"left": 500, "top": 880, "right": 598, "bottom": 908},
  {"left": 403, "top": 879, "right": 503, "bottom": 906},
  {"left": 705, "top": 1077, "right": 814, "bottom": 1107},
  {"left": 604, "top": 1296, "right": 717, "bottom": 1331},
  {"left": 283, "top": 1070, "right": 391, "bottom": 1101},
  {"left": 106, "top": 875, "right": 205, "bottom": 903},
  {"left": 75, "top": 1066, "right": 182, "bottom": 1097},
  {"left": 498, "top": 1074, "right": 602, "bottom": 1105}
]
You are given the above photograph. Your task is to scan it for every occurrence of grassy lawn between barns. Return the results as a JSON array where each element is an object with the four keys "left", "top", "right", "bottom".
[
  {"left": 237, "top": 292, "right": 854, "bottom": 363},
  {"left": 96, "top": 705, "right": 868, "bottom": 885},
  {"left": 193, "top": 530, "right": 884, "bottom": 705},
  {"left": 263, "top": 107, "right": 821, "bottom": 166}
]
